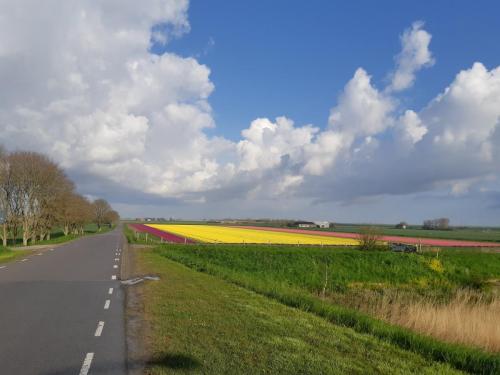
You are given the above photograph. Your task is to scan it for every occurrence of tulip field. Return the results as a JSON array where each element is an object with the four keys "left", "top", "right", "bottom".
[{"left": 145, "top": 224, "right": 359, "bottom": 245}]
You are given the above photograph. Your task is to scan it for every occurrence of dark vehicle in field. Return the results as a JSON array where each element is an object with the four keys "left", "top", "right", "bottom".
[{"left": 390, "top": 243, "right": 418, "bottom": 253}]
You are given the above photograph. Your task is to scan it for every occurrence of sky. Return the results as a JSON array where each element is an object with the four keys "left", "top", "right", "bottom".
[{"left": 1, "top": 0, "right": 500, "bottom": 225}]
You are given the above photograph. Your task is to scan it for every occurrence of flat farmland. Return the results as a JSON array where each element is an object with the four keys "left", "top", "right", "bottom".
[
  {"left": 308, "top": 225, "right": 500, "bottom": 243},
  {"left": 146, "top": 224, "right": 359, "bottom": 245},
  {"left": 236, "top": 226, "right": 500, "bottom": 247}
]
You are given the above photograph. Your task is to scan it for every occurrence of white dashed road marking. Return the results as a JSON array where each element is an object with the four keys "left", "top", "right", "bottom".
[
  {"left": 111, "top": 275, "right": 117, "bottom": 280},
  {"left": 108, "top": 287, "right": 113, "bottom": 295},
  {"left": 37, "top": 253, "right": 43, "bottom": 256},
  {"left": 114, "top": 258, "right": 119, "bottom": 261},
  {"left": 21, "top": 259, "right": 28, "bottom": 262},
  {"left": 104, "top": 300, "right": 110, "bottom": 310},
  {"left": 94, "top": 321, "right": 105, "bottom": 337},
  {"left": 0, "top": 266, "right": 6, "bottom": 269},
  {"left": 79, "top": 352, "right": 94, "bottom": 375},
  {"left": 113, "top": 265, "right": 118, "bottom": 269}
]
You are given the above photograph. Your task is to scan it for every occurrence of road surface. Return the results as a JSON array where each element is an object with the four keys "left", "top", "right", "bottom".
[{"left": 0, "top": 229, "right": 126, "bottom": 375}]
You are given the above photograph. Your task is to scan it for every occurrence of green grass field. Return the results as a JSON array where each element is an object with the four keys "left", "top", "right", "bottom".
[
  {"left": 150, "top": 244, "right": 500, "bottom": 374},
  {"left": 136, "top": 249, "right": 461, "bottom": 375},
  {"left": 155, "top": 244, "right": 500, "bottom": 294}
]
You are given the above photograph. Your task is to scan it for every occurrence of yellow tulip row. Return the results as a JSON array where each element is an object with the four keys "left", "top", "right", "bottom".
[{"left": 147, "top": 224, "right": 359, "bottom": 245}]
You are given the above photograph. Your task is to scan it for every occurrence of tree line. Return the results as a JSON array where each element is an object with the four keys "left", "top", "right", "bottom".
[
  {"left": 423, "top": 218, "right": 450, "bottom": 230},
  {"left": 0, "top": 147, "right": 119, "bottom": 246}
]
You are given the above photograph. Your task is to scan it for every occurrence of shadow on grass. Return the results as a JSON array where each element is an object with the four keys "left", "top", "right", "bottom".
[{"left": 148, "top": 353, "right": 202, "bottom": 370}]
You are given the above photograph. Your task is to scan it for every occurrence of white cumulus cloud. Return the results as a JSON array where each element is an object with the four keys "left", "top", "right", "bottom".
[
  {"left": 0, "top": 4, "right": 499, "bottom": 218},
  {"left": 388, "top": 21, "right": 435, "bottom": 92}
]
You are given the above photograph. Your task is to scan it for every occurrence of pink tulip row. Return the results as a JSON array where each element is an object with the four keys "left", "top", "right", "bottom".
[{"left": 236, "top": 226, "right": 500, "bottom": 248}]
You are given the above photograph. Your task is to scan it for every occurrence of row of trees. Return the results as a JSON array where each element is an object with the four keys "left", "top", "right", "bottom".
[
  {"left": 423, "top": 218, "right": 450, "bottom": 230},
  {"left": 0, "top": 147, "right": 119, "bottom": 246}
]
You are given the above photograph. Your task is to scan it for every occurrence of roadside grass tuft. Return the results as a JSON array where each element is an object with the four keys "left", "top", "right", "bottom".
[{"left": 0, "top": 246, "right": 31, "bottom": 264}]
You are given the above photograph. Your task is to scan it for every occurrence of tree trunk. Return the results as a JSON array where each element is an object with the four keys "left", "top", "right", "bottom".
[
  {"left": 23, "top": 233, "right": 28, "bottom": 247},
  {"left": 2, "top": 224, "right": 7, "bottom": 247},
  {"left": 63, "top": 225, "right": 69, "bottom": 236},
  {"left": 47, "top": 232, "right": 51, "bottom": 240}
]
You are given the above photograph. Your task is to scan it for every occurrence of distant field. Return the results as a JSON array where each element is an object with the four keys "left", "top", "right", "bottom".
[
  {"left": 132, "top": 220, "right": 500, "bottom": 243},
  {"left": 146, "top": 224, "right": 359, "bottom": 245},
  {"left": 151, "top": 243, "right": 500, "bottom": 374},
  {"left": 313, "top": 225, "right": 500, "bottom": 243}
]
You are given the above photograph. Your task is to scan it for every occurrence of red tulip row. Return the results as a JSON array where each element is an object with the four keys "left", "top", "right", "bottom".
[{"left": 128, "top": 223, "right": 195, "bottom": 244}]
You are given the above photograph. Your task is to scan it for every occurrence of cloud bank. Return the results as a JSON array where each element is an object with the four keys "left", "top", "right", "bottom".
[{"left": 1, "top": 2, "right": 499, "bottom": 219}]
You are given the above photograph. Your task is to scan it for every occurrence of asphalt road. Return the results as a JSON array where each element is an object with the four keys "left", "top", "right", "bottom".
[{"left": 0, "top": 229, "right": 126, "bottom": 375}]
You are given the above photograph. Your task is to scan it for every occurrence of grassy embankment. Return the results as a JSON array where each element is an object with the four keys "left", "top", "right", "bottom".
[
  {"left": 135, "top": 249, "right": 461, "bottom": 374},
  {"left": 125, "top": 224, "right": 162, "bottom": 245},
  {"left": 149, "top": 244, "right": 500, "bottom": 374}
]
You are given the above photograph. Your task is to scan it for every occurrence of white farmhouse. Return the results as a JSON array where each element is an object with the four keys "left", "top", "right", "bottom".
[{"left": 314, "top": 221, "right": 330, "bottom": 228}]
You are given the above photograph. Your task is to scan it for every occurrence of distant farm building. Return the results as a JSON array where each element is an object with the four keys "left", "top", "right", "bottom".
[
  {"left": 289, "top": 221, "right": 331, "bottom": 229},
  {"left": 395, "top": 222, "right": 408, "bottom": 229},
  {"left": 291, "top": 221, "right": 316, "bottom": 228},
  {"left": 314, "top": 221, "right": 330, "bottom": 228}
]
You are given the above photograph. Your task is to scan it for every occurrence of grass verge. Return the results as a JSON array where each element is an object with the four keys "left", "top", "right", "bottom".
[
  {"left": 0, "top": 247, "right": 32, "bottom": 264},
  {"left": 8, "top": 223, "right": 115, "bottom": 248},
  {"left": 152, "top": 244, "right": 500, "bottom": 374},
  {"left": 135, "top": 249, "right": 461, "bottom": 374}
]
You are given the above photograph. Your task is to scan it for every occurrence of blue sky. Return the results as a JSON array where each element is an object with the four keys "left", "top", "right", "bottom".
[
  {"left": 155, "top": 0, "right": 500, "bottom": 140},
  {"left": 1, "top": 1, "right": 500, "bottom": 224}
]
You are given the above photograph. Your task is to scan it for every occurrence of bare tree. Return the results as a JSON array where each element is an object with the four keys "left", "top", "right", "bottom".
[
  {"left": 104, "top": 209, "right": 120, "bottom": 226},
  {"left": 9, "top": 152, "right": 68, "bottom": 245},
  {"left": 0, "top": 147, "right": 117, "bottom": 246},
  {"left": 0, "top": 147, "right": 11, "bottom": 246},
  {"left": 358, "top": 226, "right": 384, "bottom": 251},
  {"left": 92, "top": 199, "right": 112, "bottom": 231},
  {"left": 37, "top": 165, "right": 73, "bottom": 241},
  {"left": 423, "top": 218, "right": 450, "bottom": 230},
  {"left": 67, "top": 194, "right": 93, "bottom": 235},
  {"left": 57, "top": 190, "right": 80, "bottom": 236}
]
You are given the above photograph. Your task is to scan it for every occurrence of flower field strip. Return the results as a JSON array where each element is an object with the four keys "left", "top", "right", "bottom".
[
  {"left": 235, "top": 226, "right": 500, "bottom": 248},
  {"left": 128, "top": 223, "right": 196, "bottom": 243},
  {"left": 146, "top": 224, "right": 359, "bottom": 245}
]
